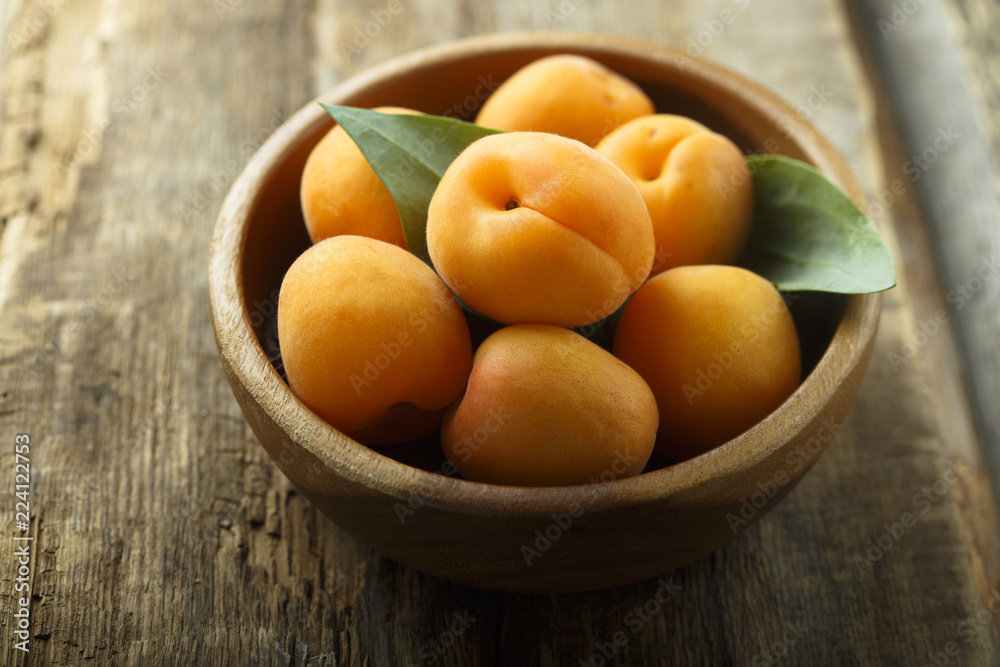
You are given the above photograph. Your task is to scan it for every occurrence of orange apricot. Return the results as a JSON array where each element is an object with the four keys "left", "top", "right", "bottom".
[
  {"left": 299, "top": 106, "right": 419, "bottom": 248},
  {"left": 426, "top": 131, "right": 654, "bottom": 328},
  {"left": 442, "top": 324, "right": 657, "bottom": 486},
  {"left": 612, "top": 265, "right": 801, "bottom": 462},
  {"left": 278, "top": 235, "right": 472, "bottom": 444},
  {"left": 595, "top": 114, "right": 753, "bottom": 274},
  {"left": 475, "top": 55, "right": 655, "bottom": 147}
]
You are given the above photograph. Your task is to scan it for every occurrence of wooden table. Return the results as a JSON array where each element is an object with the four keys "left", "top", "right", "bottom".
[{"left": 2, "top": 0, "right": 999, "bottom": 664}]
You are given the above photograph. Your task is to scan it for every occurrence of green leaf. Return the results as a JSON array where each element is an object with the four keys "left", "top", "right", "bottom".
[
  {"left": 318, "top": 107, "right": 894, "bottom": 297},
  {"left": 739, "top": 154, "right": 896, "bottom": 293},
  {"left": 320, "top": 104, "right": 503, "bottom": 265}
]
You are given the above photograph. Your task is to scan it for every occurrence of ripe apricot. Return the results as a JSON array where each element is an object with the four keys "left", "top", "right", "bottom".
[
  {"left": 426, "top": 131, "right": 654, "bottom": 328},
  {"left": 299, "top": 106, "right": 419, "bottom": 248},
  {"left": 278, "top": 235, "right": 472, "bottom": 444},
  {"left": 612, "top": 266, "right": 801, "bottom": 462},
  {"left": 595, "top": 114, "right": 753, "bottom": 274},
  {"left": 475, "top": 55, "right": 655, "bottom": 147},
  {"left": 442, "top": 324, "right": 657, "bottom": 486}
]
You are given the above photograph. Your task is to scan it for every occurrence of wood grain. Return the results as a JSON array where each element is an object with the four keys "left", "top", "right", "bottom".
[
  {"left": 1, "top": 0, "right": 998, "bottom": 664},
  {"left": 851, "top": 0, "right": 1000, "bottom": 514}
]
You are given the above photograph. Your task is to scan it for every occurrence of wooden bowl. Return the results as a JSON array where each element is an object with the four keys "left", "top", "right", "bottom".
[{"left": 209, "top": 32, "right": 880, "bottom": 594}]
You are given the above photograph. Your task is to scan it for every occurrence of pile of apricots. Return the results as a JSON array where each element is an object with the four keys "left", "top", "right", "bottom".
[{"left": 278, "top": 55, "right": 801, "bottom": 486}]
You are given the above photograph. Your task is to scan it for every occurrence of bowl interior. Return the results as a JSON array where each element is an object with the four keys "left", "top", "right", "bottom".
[{"left": 239, "top": 41, "right": 846, "bottom": 475}]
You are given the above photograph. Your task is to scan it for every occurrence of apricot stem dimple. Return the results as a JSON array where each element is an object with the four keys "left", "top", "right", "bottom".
[
  {"left": 504, "top": 198, "right": 520, "bottom": 211},
  {"left": 641, "top": 161, "right": 665, "bottom": 181}
]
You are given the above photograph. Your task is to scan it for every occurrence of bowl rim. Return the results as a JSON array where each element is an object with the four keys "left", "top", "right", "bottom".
[{"left": 209, "top": 31, "right": 881, "bottom": 517}]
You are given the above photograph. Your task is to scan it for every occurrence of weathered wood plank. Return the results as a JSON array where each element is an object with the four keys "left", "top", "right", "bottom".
[
  {"left": 0, "top": 0, "right": 998, "bottom": 664},
  {"left": 851, "top": 0, "right": 1000, "bottom": 502}
]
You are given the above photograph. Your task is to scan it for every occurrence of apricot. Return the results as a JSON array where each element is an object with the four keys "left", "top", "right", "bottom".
[
  {"left": 442, "top": 324, "right": 657, "bottom": 486},
  {"left": 426, "top": 131, "right": 654, "bottom": 328},
  {"left": 475, "top": 55, "right": 655, "bottom": 147},
  {"left": 299, "top": 106, "right": 419, "bottom": 248},
  {"left": 595, "top": 114, "right": 753, "bottom": 274},
  {"left": 612, "top": 266, "right": 801, "bottom": 462},
  {"left": 278, "top": 235, "right": 472, "bottom": 444}
]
